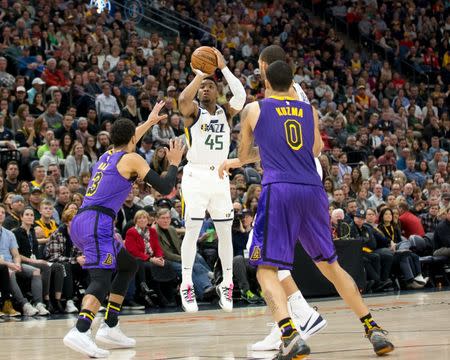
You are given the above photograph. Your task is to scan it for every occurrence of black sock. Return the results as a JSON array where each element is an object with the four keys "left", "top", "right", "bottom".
[
  {"left": 76, "top": 309, "right": 96, "bottom": 333},
  {"left": 360, "top": 313, "right": 379, "bottom": 334},
  {"left": 105, "top": 301, "right": 122, "bottom": 328},
  {"left": 278, "top": 317, "right": 298, "bottom": 339}
]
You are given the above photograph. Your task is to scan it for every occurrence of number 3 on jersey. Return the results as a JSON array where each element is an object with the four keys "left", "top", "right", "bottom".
[
  {"left": 205, "top": 134, "right": 224, "bottom": 150},
  {"left": 86, "top": 171, "right": 103, "bottom": 196},
  {"left": 284, "top": 119, "right": 303, "bottom": 151}
]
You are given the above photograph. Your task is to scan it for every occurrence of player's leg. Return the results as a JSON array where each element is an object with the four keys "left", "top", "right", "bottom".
[
  {"left": 249, "top": 183, "right": 310, "bottom": 359},
  {"left": 209, "top": 179, "right": 234, "bottom": 312},
  {"left": 64, "top": 268, "right": 112, "bottom": 358},
  {"left": 300, "top": 187, "right": 394, "bottom": 356},
  {"left": 96, "top": 247, "right": 138, "bottom": 348},
  {"left": 180, "top": 169, "right": 208, "bottom": 312}
]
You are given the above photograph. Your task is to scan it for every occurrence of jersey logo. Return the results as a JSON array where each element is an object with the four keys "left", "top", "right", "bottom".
[
  {"left": 102, "top": 253, "right": 114, "bottom": 266},
  {"left": 200, "top": 122, "right": 225, "bottom": 133},
  {"left": 250, "top": 246, "right": 261, "bottom": 261}
]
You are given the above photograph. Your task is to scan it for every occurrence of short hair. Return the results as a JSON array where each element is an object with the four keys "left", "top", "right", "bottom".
[
  {"left": 110, "top": 118, "right": 136, "bottom": 147},
  {"left": 134, "top": 209, "right": 150, "bottom": 224},
  {"left": 156, "top": 208, "right": 170, "bottom": 218},
  {"left": 398, "top": 202, "right": 409, "bottom": 211},
  {"left": 266, "top": 61, "right": 293, "bottom": 92},
  {"left": 259, "top": 45, "right": 286, "bottom": 65},
  {"left": 6, "top": 160, "right": 19, "bottom": 169},
  {"left": 40, "top": 199, "right": 54, "bottom": 209}
]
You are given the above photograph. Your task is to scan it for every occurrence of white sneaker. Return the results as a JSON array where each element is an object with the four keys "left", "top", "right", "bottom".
[
  {"left": 98, "top": 306, "right": 107, "bottom": 313},
  {"left": 63, "top": 327, "right": 110, "bottom": 358},
  {"left": 180, "top": 283, "right": 198, "bottom": 313},
  {"left": 251, "top": 323, "right": 281, "bottom": 351},
  {"left": 35, "top": 302, "right": 50, "bottom": 316},
  {"left": 414, "top": 274, "right": 429, "bottom": 285},
  {"left": 22, "top": 302, "right": 39, "bottom": 316},
  {"left": 65, "top": 300, "right": 79, "bottom": 314},
  {"left": 251, "top": 308, "right": 327, "bottom": 351},
  {"left": 96, "top": 321, "right": 136, "bottom": 348},
  {"left": 216, "top": 282, "right": 233, "bottom": 313}
]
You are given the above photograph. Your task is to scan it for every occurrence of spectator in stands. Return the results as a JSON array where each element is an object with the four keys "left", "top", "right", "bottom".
[
  {"left": 420, "top": 204, "right": 440, "bottom": 233},
  {"left": 398, "top": 202, "right": 425, "bottom": 238},
  {"left": 155, "top": 208, "right": 216, "bottom": 301},
  {"left": 377, "top": 207, "right": 425, "bottom": 289},
  {"left": 54, "top": 114, "right": 76, "bottom": 142},
  {"left": 121, "top": 95, "right": 142, "bottom": 125},
  {"left": 125, "top": 210, "right": 177, "bottom": 307},
  {"left": 47, "top": 163, "right": 64, "bottom": 186},
  {"left": 3, "top": 194, "right": 25, "bottom": 230},
  {"left": 5, "top": 161, "right": 19, "bottom": 192},
  {"left": 369, "top": 184, "right": 385, "bottom": 208},
  {"left": 95, "top": 82, "right": 120, "bottom": 122},
  {"left": 150, "top": 145, "right": 169, "bottom": 175},
  {"left": 34, "top": 199, "right": 57, "bottom": 244},
  {"left": 117, "top": 189, "right": 142, "bottom": 235},
  {"left": 0, "top": 204, "right": 46, "bottom": 316},
  {"left": 433, "top": 207, "right": 450, "bottom": 258},
  {"left": 44, "top": 208, "right": 83, "bottom": 314},
  {"left": 40, "top": 101, "right": 63, "bottom": 129},
  {"left": 0, "top": 57, "right": 15, "bottom": 89},
  {"left": 152, "top": 117, "right": 175, "bottom": 147},
  {"left": 42, "top": 58, "right": 69, "bottom": 89},
  {"left": 14, "top": 207, "right": 65, "bottom": 314},
  {"left": 64, "top": 141, "right": 90, "bottom": 178},
  {"left": 40, "top": 139, "right": 64, "bottom": 171},
  {"left": 0, "top": 262, "right": 20, "bottom": 316}
]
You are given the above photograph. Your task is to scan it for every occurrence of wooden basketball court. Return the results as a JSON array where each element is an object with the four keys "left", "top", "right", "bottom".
[{"left": 1, "top": 290, "right": 449, "bottom": 359}]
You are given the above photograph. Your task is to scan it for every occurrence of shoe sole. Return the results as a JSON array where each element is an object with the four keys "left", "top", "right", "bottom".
[
  {"left": 96, "top": 334, "right": 136, "bottom": 348},
  {"left": 375, "top": 344, "right": 395, "bottom": 356},
  {"left": 63, "top": 336, "right": 109, "bottom": 358}
]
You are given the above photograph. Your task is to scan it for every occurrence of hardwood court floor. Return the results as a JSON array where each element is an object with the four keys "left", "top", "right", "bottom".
[{"left": 0, "top": 289, "right": 449, "bottom": 359}]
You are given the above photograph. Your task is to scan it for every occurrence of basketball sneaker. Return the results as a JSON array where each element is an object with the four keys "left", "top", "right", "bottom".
[
  {"left": 273, "top": 332, "right": 310, "bottom": 360},
  {"left": 96, "top": 321, "right": 136, "bottom": 348},
  {"left": 180, "top": 283, "right": 198, "bottom": 312},
  {"left": 367, "top": 327, "right": 395, "bottom": 356},
  {"left": 251, "top": 307, "right": 326, "bottom": 351},
  {"left": 216, "top": 282, "right": 233, "bottom": 312},
  {"left": 63, "top": 327, "right": 110, "bottom": 358}
]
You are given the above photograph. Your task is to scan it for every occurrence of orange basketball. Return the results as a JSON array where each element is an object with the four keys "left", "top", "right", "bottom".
[{"left": 191, "top": 46, "right": 217, "bottom": 75}]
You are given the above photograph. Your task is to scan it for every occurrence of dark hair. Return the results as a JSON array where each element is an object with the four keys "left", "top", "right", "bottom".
[
  {"left": 379, "top": 207, "right": 393, "bottom": 224},
  {"left": 266, "top": 61, "right": 293, "bottom": 92},
  {"left": 110, "top": 118, "right": 136, "bottom": 147},
  {"left": 259, "top": 45, "right": 286, "bottom": 64}
]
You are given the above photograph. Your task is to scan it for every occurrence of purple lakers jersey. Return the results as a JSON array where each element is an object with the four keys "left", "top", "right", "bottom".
[
  {"left": 254, "top": 96, "right": 322, "bottom": 186},
  {"left": 82, "top": 150, "right": 133, "bottom": 215}
]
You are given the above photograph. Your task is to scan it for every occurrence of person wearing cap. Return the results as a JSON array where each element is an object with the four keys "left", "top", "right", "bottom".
[
  {"left": 12, "top": 85, "right": 30, "bottom": 114},
  {"left": 29, "top": 185, "right": 43, "bottom": 220},
  {"left": 350, "top": 209, "right": 393, "bottom": 293},
  {"left": 28, "top": 77, "right": 46, "bottom": 104},
  {"left": 247, "top": 68, "right": 262, "bottom": 91},
  {"left": 3, "top": 195, "right": 26, "bottom": 230}
]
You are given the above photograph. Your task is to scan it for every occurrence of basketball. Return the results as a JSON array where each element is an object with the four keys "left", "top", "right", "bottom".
[{"left": 191, "top": 46, "right": 217, "bottom": 75}]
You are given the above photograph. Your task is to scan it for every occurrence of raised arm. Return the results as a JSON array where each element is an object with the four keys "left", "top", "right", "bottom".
[
  {"left": 213, "top": 48, "right": 246, "bottom": 118},
  {"left": 312, "top": 107, "right": 324, "bottom": 157},
  {"left": 178, "top": 69, "right": 207, "bottom": 128},
  {"left": 135, "top": 101, "right": 168, "bottom": 142}
]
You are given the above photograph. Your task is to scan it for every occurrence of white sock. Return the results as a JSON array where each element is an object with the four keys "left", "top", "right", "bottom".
[
  {"left": 288, "top": 290, "right": 314, "bottom": 322},
  {"left": 278, "top": 270, "right": 291, "bottom": 281},
  {"left": 181, "top": 219, "right": 203, "bottom": 286},
  {"left": 215, "top": 220, "right": 233, "bottom": 285}
]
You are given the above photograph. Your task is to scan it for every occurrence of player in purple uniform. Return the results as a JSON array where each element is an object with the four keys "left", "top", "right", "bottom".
[
  {"left": 220, "top": 61, "right": 394, "bottom": 359},
  {"left": 64, "top": 101, "right": 185, "bottom": 358}
]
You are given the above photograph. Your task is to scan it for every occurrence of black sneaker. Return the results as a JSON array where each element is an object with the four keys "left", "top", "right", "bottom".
[
  {"left": 273, "top": 332, "right": 310, "bottom": 360},
  {"left": 367, "top": 327, "right": 395, "bottom": 356}
]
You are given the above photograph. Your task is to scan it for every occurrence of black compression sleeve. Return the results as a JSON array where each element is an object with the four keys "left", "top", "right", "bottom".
[{"left": 143, "top": 165, "right": 178, "bottom": 195}]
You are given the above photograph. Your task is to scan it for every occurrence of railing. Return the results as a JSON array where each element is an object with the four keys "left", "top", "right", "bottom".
[
  {"left": 303, "top": 0, "right": 432, "bottom": 91},
  {"left": 110, "top": 0, "right": 180, "bottom": 38}
]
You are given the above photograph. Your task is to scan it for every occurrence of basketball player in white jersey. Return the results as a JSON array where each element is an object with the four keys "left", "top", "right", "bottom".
[{"left": 178, "top": 48, "right": 246, "bottom": 312}]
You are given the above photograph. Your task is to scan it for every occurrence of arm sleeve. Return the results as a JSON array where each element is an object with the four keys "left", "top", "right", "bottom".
[
  {"left": 222, "top": 66, "right": 246, "bottom": 111},
  {"left": 143, "top": 165, "right": 177, "bottom": 195}
]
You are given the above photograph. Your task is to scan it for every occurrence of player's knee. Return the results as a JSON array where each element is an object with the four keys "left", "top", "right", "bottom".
[
  {"left": 117, "top": 248, "right": 138, "bottom": 275},
  {"left": 86, "top": 269, "right": 112, "bottom": 301}
]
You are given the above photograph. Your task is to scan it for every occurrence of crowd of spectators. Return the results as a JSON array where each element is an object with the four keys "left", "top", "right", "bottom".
[{"left": 0, "top": 0, "right": 449, "bottom": 316}]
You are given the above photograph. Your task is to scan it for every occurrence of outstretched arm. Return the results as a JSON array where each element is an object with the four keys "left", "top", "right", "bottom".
[{"left": 135, "top": 101, "right": 168, "bottom": 142}]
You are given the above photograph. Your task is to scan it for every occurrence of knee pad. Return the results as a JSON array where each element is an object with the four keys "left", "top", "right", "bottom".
[
  {"left": 116, "top": 248, "right": 138, "bottom": 275},
  {"left": 86, "top": 269, "right": 113, "bottom": 301}
]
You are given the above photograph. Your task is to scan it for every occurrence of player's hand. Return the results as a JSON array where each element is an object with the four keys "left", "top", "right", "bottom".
[
  {"left": 166, "top": 138, "right": 185, "bottom": 166},
  {"left": 212, "top": 48, "right": 226, "bottom": 69},
  {"left": 146, "top": 100, "right": 167, "bottom": 126},
  {"left": 190, "top": 63, "right": 210, "bottom": 78},
  {"left": 218, "top": 158, "right": 241, "bottom": 179}
]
